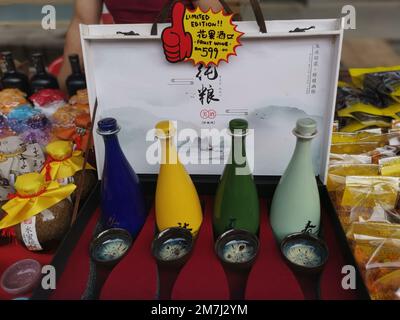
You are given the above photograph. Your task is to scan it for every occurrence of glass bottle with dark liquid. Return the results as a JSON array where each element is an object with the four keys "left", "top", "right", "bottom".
[
  {"left": 0, "top": 51, "right": 30, "bottom": 94},
  {"left": 30, "top": 53, "right": 59, "bottom": 93},
  {"left": 66, "top": 54, "right": 86, "bottom": 97}
]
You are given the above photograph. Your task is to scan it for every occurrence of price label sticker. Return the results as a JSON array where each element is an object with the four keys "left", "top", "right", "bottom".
[{"left": 162, "top": 2, "right": 243, "bottom": 66}]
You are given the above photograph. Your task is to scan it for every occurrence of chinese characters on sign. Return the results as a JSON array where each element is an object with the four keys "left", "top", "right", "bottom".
[
  {"left": 307, "top": 44, "right": 320, "bottom": 95},
  {"left": 162, "top": 2, "right": 243, "bottom": 66},
  {"left": 196, "top": 65, "right": 221, "bottom": 125}
]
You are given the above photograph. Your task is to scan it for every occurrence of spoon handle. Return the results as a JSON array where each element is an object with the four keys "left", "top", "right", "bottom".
[
  {"left": 172, "top": 196, "right": 230, "bottom": 300},
  {"left": 100, "top": 209, "right": 158, "bottom": 300},
  {"left": 245, "top": 199, "right": 304, "bottom": 300}
]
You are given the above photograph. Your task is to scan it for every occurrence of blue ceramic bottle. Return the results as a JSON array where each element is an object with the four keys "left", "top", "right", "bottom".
[{"left": 97, "top": 118, "right": 147, "bottom": 237}]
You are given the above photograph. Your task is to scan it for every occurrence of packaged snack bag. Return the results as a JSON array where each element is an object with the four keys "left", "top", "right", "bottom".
[
  {"left": 338, "top": 176, "right": 400, "bottom": 229},
  {"left": 380, "top": 156, "right": 400, "bottom": 176},
  {"left": 0, "top": 88, "right": 28, "bottom": 115},
  {"left": 29, "top": 89, "right": 66, "bottom": 117},
  {"left": 68, "top": 89, "right": 88, "bottom": 105},
  {"left": 53, "top": 113, "right": 91, "bottom": 150},
  {"left": 350, "top": 66, "right": 400, "bottom": 103},
  {"left": 330, "top": 142, "right": 379, "bottom": 155},
  {"left": 330, "top": 153, "right": 372, "bottom": 165}
]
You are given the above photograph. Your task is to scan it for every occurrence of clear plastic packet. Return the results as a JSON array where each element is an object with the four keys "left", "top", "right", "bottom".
[
  {"left": 380, "top": 156, "right": 400, "bottom": 176},
  {"left": 367, "top": 145, "right": 398, "bottom": 164},
  {"left": 365, "top": 239, "right": 400, "bottom": 300},
  {"left": 327, "top": 164, "right": 380, "bottom": 211},
  {"left": 332, "top": 131, "right": 382, "bottom": 144},
  {"left": 388, "top": 123, "right": 400, "bottom": 146},
  {"left": 346, "top": 223, "right": 400, "bottom": 300},
  {"left": 327, "top": 164, "right": 379, "bottom": 192},
  {"left": 347, "top": 222, "right": 400, "bottom": 244},
  {"left": 332, "top": 131, "right": 389, "bottom": 146},
  {"left": 330, "top": 142, "right": 379, "bottom": 155},
  {"left": 338, "top": 176, "right": 400, "bottom": 230},
  {"left": 329, "top": 153, "right": 372, "bottom": 165}
]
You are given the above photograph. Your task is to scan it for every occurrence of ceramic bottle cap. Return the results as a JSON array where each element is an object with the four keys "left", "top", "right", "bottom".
[
  {"left": 97, "top": 117, "right": 120, "bottom": 135},
  {"left": 294, "top": 118, "right": 317, "bottom": 137}
]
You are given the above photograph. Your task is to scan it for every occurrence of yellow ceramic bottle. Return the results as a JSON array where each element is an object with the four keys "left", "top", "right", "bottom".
[{"left": 155, "top": 121, "right": 203, "bottom": 236}]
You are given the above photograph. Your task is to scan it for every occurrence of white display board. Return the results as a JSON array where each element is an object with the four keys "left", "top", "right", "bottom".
[{"left": 81, "top": 19, "right": 344, "bottom": 184}]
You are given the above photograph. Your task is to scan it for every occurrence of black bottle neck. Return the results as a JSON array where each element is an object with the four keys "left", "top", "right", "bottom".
[
  {"left": 32, "top": 54, "right": 47, "bottom": 75},
  {"left": 69, "top": 55, "right": 82, "bottom": 75},
  {"left": 2, "top": 52, "right": 17, "bottom": 73}
]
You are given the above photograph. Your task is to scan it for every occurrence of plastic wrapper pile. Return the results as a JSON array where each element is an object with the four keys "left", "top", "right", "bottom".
[
  {"left": 0, "top": 87, "right": 90, "bottom": 148},
  {"left": 0, "top": 87, "right": 93, "bottom": 250},
  {"left": 328, "top": 129, "right": 400, "bottom": 300},
  {"left": 337, "top": 66, "right": 400, "bottom": 132}
]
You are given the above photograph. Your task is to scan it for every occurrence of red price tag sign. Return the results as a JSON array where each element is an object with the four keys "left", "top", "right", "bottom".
[{"left": 162, "top": 2, "right": 243, "bottom": 66}]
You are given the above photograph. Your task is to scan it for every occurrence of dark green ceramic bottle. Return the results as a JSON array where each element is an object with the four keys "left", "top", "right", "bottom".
[{"left": 213, "top": 119, "right": 259, "bottom": 237}]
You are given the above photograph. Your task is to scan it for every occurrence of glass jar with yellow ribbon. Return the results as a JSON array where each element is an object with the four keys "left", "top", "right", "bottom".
[
  {"left": 41, "top": 140, "right": 96, "bottom": 202},
  {"left": 0, "top": 172, "right": 76, "bottom": 251}
]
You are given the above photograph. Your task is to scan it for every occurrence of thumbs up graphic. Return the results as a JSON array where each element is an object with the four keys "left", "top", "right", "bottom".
[{"left": 162, "top": 2, "right": 192, "bottom": 63}]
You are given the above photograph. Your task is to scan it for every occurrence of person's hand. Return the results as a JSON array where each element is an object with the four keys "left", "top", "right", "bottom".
[{"left": 161, "top": 2, "right": 192, "bottom": 63}]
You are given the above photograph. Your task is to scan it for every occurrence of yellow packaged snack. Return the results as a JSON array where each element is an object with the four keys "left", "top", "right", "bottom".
[
  {"left": 367, "top": 146, "right": 398, "bottom": 164},
  {"left": 341, "top": 176, "right": 399, "bottom": 209},
  {"left": 349, "top": 66, "right": 400, "bottom": 103},
  {"left": 330, "top": 142, "right": 379, "bottom": 155},
  {"left": 340, "top": 119, "right": 391, "bottom": 133},
  {"left": 337, "top": 176, "right": 400, "bottom": 230},
  {"left": 364, "top": 239, "right": 400, "bottom": 300},
  {"left": 327, "top": 164, "right": 380, "bottom": 212},
  {"left": 380, "top": 156, "right": 400, "bottom": 176},
  {"left": 329, "top": 153, "right": 372, "bottom": 165},
  {"left": 332, "top": 131, "right": 379, "bottom": 144},
  {"left": 327, "top": 164, "right": 379, "bottom": 192},
  {"left": 332, "top": 131, "right": 388, "bottom": 145},
  {"left": 347, "top": 222, "right": 400, "bottom": 243}
]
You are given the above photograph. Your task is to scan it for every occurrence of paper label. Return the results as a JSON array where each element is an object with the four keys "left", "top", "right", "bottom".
[
  {"left": 21, "top": 216, "right": 43, "bottom": 251},
  {"left": 162, "top": 2, "right": 243, "bottom": 66},
  {"left": 57, "top": 176, "right": 75, "bottom": 186}
]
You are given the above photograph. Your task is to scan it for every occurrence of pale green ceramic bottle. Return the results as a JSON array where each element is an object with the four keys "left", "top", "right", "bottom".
[{"left": 269, "top": 118, "right": 320, "bottom": 242}]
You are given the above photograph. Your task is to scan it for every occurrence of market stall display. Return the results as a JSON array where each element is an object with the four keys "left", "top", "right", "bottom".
[
  {"left": 1, "top": 0, "right": 399, "bottom": 302},
  {"left": 0, "top": 50, "right": 92, "bottom": 298}
]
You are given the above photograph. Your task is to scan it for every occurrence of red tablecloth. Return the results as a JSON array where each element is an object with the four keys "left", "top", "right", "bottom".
[{"left": 41, "top": 196, "right": 360, "bottom": 300}]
